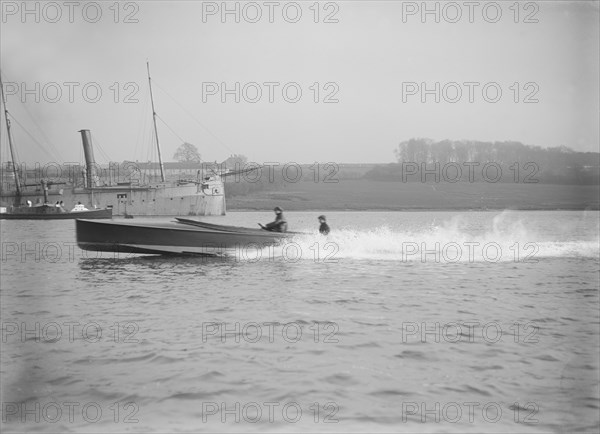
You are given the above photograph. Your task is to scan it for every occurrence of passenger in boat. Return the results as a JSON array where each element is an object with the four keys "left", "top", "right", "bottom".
[
  {"left": 55, "top": 201, "right": 60, "bottom": 207},
  {"left": 318, "top": 215, "right": 330, "bottom": 235},
  {"left": 259, "top": 206, "right": 288, "bottom": 232}
]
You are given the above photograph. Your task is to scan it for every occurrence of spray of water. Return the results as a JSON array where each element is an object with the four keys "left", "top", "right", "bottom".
[{"left": 244, "top": 211, "right": 599, "bottom": 263}]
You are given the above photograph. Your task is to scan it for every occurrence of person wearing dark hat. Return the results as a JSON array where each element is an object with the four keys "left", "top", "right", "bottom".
[
  {"left": 259, "top": 206, "right": 288, "bottom": 232},
  {"left": 318, "top": 215, "right": 330, "bottom": 235}
]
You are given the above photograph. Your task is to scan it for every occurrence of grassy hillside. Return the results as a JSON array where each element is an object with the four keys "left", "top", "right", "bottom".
[{"left": 226, "top": 180, "right": 599, "bottom": 211}]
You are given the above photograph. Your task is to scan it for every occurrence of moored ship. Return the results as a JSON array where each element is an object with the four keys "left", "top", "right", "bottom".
[
  {"left": 0, "top": 64, "right": 226, "bottom": 216},
  {"left": 0, "top": 130, "right": 226, "bottom": 216}
]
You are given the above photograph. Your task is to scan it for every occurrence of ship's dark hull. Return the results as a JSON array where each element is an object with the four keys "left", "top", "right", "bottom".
[
  {"left": 0, "top": 207, "right": 112, "bottom": 220},
  {"left": 76, "top": 219, "right": 295, "bottom": 255}
]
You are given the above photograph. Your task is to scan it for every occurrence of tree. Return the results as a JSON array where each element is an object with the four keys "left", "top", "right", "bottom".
[
  {"left": 222, "top": 154, "right": 248, "bottom": 170},
  {"left": 173, "top": 142, "right": 201, "bottom": 163}
]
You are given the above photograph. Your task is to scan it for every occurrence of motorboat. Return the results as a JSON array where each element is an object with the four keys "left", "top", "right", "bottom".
[{"left": 75, "top": 218, "right": 299, "bottom": 255}]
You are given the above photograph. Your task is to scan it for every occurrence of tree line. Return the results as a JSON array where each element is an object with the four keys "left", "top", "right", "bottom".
[{"left": 364, "top": 138, "right": 599, "bottom": 184}]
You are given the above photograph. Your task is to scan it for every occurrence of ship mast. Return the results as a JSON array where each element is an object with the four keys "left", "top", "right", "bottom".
[
  {"left": 0, "top": 74, "right": 22, "bottom": 199},
  {"left": 146, "top": 62, "right": 166, "bottom": 182}
]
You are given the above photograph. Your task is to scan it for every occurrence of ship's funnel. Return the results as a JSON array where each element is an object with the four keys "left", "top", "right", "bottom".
[{"left": 79, "top": 129, "right": 96, "bottom": 188}]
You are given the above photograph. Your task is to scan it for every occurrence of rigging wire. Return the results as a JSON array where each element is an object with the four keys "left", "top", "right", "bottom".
[
  {"left": 8, "top": 115, "right": 56, "bottom": 162},
  {"left": 0, "top": 70, "right": 64, "bottom": 162},
  {"left": 90, "top": 135, "right": 113, "bottom": 163},
  {"left": 0, "top": 97, "right": 12, "bottom": 164},
  {"left": 152, "top": 79, "right": 236, "bottom": 155},
  {"left": 0, "top": 84, "right": 22, "bottom": 165},
  {"left": 155, "top": 114, "right": 187, "bottom": 145},
  {"left": 17, "top": 99, "right": 64, "bottom": 161},
  {"left": 0, "top": 113, "right": 6, "bottom": 163},
  {"left": 133, "top": 86, "right": 151, "bottom": 165}
]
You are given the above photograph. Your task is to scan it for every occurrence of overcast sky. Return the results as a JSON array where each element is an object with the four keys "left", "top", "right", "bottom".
[{"left": 1, "top": 1, "right": 598, "bottom": 165}]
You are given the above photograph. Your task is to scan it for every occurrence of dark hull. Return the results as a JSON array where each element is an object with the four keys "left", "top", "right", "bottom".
[
  {"left": 0, "top": 208, "right": 112, "bottom": 220},
  {"left": 76, "top": 219, "right": 295, "bottom": 255}
]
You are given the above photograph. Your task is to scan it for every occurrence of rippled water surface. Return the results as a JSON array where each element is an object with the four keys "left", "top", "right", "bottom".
[{"left": 1, "top": 211, "right": 599, "bottom": 433}]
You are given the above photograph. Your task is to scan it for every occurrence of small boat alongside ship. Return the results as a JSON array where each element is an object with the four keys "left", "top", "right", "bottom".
[
  {"left": 0, "top": 179, "right": 112, "bottom": 219},
  {"left": 75, "top": 218, "right": 298, "bottom": 255},
  {"left": 0, "top": 204, "right": 112, "bottom": 220}
]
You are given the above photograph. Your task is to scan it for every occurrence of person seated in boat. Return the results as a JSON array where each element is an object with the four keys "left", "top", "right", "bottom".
[
  {"left": 318, "top": 215, "right": 330, "bottom": 235},
  {"left": 259, "top": 206, "right": 288, "bottom": 232},
  {"left": 55, "top": 201, "right": 60, "bottom": 207}
]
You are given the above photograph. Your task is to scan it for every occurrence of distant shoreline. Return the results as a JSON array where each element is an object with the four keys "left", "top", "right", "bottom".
[
  {"left": 225, "top": 180, "right": 599, "bottom": 212},
  {"left": 227, "top": 207, "right": 599, "bottom": 212}
]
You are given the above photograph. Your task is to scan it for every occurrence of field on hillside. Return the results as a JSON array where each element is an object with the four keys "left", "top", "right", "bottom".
[{"left": 226, "top": 180, "right": 600, "bottom": 211}]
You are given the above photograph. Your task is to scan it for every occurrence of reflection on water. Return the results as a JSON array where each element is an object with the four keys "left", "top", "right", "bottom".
[{"left": 1, "top": 211, "right": 599, "bottom": 432}]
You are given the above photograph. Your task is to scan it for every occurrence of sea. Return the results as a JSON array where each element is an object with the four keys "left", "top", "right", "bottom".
[{"left": 1, "top": 210, "right": 599, "bottom": 433}]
